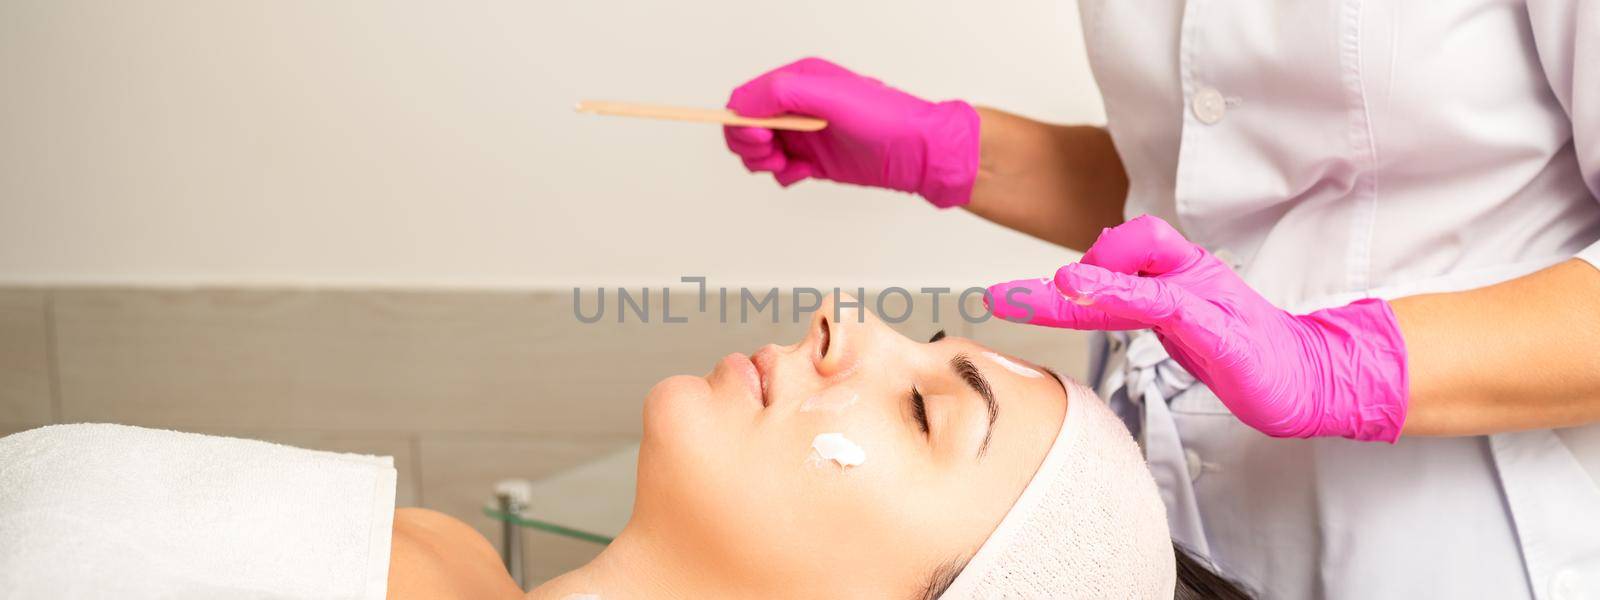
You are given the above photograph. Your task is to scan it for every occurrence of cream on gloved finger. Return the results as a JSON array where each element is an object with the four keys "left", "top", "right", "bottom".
[
  {"left": 985, "top": 215, "right": 1410, "bottom": 442},
  {"left": 722, "top": 57, "right": 980, "bottom": 208}
]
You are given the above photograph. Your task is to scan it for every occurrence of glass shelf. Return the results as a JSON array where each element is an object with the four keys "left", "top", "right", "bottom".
[{"left": 483, "top": 443, "right": 638, "bottom": 547}]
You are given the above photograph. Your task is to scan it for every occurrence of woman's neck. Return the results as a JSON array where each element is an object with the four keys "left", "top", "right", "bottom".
[{"left": 524, "top": 528, "right": 709, "bottom": 600}]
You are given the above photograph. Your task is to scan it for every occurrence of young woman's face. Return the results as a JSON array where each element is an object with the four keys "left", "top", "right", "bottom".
[{"left": 637, "top": 295, "right": 1071, "bottom": 598}]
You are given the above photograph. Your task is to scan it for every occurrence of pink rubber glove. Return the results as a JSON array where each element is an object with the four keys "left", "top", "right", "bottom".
[
  {"left": 986, "top": 216, "right": 1410, "bottom": 442},
  {"left": 724, "top": 57, "right": 980, "bottom": 208}
]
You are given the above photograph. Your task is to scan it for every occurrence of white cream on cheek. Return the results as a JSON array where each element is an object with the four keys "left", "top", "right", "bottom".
[
  {"left": 799, "top": 390, "right": 859, "bottom": 413},
  {"left": 808, "top": 432, "right": 866, "bottom": 468},
  {"left": 983, "top": 351, "right": 1043, "bottom": 379}
]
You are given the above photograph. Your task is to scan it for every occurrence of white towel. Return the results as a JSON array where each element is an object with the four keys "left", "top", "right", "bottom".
[
  {"left": 938, "top": 384, "right": 1174, "bottom": 599},
  {"left": 0, "top": 424, "right": 396, "bottom": 600}
]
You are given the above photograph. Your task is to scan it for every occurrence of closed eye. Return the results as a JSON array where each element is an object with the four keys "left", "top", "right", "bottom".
[{"left": 910, "top": 386, "right": 930, "bottom": 436}]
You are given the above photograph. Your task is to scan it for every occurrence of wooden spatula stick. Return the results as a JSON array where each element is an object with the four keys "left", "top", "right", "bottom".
[{"left": 575, "top": 100, "right": 828, "bottom": 132}]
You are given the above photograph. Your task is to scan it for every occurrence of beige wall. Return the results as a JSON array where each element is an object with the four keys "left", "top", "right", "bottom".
[{"left": 0, "top": 0, "right": 1099, "bottom": 288}]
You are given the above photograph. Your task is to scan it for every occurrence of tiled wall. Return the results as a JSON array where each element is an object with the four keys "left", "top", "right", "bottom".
[{"left": 0, "top": 286, "right": 1090, "bottom": 586}]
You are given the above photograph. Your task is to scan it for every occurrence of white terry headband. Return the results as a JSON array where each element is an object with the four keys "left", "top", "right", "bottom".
[{"left": 938, "top": 382, "right": 1175, "bottom": 599}]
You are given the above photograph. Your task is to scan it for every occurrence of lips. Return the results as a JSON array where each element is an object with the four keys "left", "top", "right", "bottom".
[
  {"left": 717, "top": 352, "right": 767, "bottom": 408},
  {"left": 750, "top": 346, "right": 780, "bottom": 407}
]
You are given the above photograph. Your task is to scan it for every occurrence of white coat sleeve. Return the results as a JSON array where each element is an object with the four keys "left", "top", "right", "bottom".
[{"left": 1528, "top": 0, "right": 1600, "bottom": 269}]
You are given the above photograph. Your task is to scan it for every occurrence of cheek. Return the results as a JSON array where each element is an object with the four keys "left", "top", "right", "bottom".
[
  {"left": 785, "top": 399, "right": 1004, "bottom": 573},
  {"left": 637, "top": 381, "right": 965, "bottom": 593},
  {"left": 764, "top": 441, "right": 967, "bottom": 593},
  {"left": 790, "top": 381, "right": 897, "bottom": 470},
  {"left": 780, "top": 408, "right": 946, "bottom": 546}
]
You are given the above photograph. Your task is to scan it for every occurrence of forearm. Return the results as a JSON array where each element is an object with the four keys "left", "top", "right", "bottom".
[
  {"left": 1395, "top": 258, "right": 1600, "bottom": 436},
  {"left": 963, "top": 107, "right": 1128, "bottom": 251}
]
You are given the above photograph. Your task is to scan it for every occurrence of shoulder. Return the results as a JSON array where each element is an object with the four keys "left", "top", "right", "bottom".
[{"left": 388, "top": 507, "right": 526, "bottom": 600}]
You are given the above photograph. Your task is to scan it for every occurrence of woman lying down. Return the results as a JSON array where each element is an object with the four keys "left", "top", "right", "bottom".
[
  {"left": 0, "top": 297, "right": 1250, "bottom": 599},
  {"left": 392, "top": 297, "right": 1250, "bottom": 600}
]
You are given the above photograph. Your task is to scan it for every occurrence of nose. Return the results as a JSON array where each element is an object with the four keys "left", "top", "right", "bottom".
[{"left": 808, "top": 293, "right": 872, "bottom": 377}]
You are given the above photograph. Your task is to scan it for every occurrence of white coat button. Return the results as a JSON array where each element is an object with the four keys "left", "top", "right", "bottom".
[
  {"left": 1185, "top": 449, "right": 1204, "bottom": 482},
  {"left": 1193, "top": 87, "right": 1226, "bottom": 124}
]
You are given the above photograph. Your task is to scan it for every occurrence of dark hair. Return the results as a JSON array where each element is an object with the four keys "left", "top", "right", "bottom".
[
  {"left": 918, "top": 557, "right": 966, "bottom": 600},
  {"left": 918, "top": 542, "right": 1253, "bottom": 600},
  {"left": 1174, "top": 542, "right": 1253, "bottom": 600}
]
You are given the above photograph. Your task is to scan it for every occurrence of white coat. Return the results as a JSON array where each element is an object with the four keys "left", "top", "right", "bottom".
[{"left": 1076, "top": 1, "right": 1600, "bottom": 598}]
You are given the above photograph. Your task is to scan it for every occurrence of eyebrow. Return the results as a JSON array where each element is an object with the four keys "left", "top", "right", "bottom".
[{"left": 950, "top": 353, "right": 998, "bottom": 458}]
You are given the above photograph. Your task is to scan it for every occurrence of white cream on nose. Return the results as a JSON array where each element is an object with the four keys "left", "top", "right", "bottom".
[{"left": 799, "top": 391, "right": 859, "bottom": 413}]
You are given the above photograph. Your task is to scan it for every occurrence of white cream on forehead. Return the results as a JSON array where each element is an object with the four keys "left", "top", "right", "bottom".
[
  {"left": 983, "top": 351, "right": 1044, "bottom": 379},
  {"left": 809, "top": 433, "right": 866, "bottom": 468}
]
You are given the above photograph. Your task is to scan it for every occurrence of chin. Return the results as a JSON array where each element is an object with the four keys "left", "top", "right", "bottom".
[
  {"left": 638, "top": 374, "right": 732, "bottom": 496},
  {"left": 634, "top": 375, "right": 746, "bottom": 540},
  {"left": 641, "top": 374, "right": 712, "bottom": 441}
]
